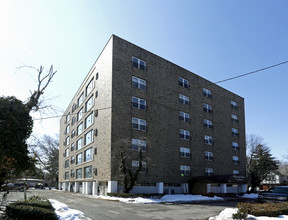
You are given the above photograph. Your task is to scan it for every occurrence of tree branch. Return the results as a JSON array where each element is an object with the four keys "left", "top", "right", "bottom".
[{"left": 22, "top": 65, "right": 57, "bottom": 112}]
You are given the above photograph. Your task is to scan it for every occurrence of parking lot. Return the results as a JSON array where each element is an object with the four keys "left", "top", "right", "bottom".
[{"left": 0, "top": 189, "right": 247, "bottom": 220}]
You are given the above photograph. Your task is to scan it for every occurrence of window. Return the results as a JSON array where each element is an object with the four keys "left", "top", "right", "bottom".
[
  {"left": 180, "top": 165, "right": 190, "bottom": 176},
  {"left": 132, "top": 76, "right": 146, "bottom": 90},
  {"left": 78, "top": 93, "right": 84, "bottom": 106},
  {"left": 76, "top": 168, "right": 82, "bottom": 179},
  {"left": 85, "top": 95, "right": 94, "bottom": 112},
  {"left": 180, "top": 129, "right": 190, "bottom": 140},
  {"left": 66, "top": 113, "right": 70, "bottom": 123},
  {"left": 132, "top": 97, "right": 146, "bottom": 110},
  {"left": 233, "top": 156, "right": 239, "bottom": 164},
  {"left": 232, "top": 142, "right": 239, "bottom": 151},
  {"left": 77, "top": 108, "right": 84, "bottom": 121},
  {"left": 84, "top": 148, "right": 92, "bottom": 162},
  {"left": 76, "top": 138, "right": 83, "bottom": 151},
  {"left": 71, "top": 116, "right": 76, "bottom": 126},
  {"left": 204, "top": 135, "right": 213, "bottom": 145},
  {"left": 231, "top": 114, "right": 238, "bottom": 123},
  {"left": 71, "top": 143, "right": 75, "bottom": 151},
  {"left": 132, "top": 117, "right": 146, "bottom": 131},
  {"left": 77, "top": 122, "right": 83, "bottom": 136},
  {"left": 85, "top": 130, "right": 93, "bottom": 145},
  {"left": 70, "top": 169, "right": 75, "bottom": 177},
  {"left": 65, "top": 136, "right": 70, "bottom": 146},
  {"left": 231, "top": 100, "right": 238, "bottom": 109},
  {"left": 203, "top": 88, "right": 212, "bottom": 98},
  {"left": 132, "top": 161, "right": 147, "bottom": 173},
  {"left": 178, "top": 77, "right": 189, "bottom": 88},
  {"left": 179, "top": 94, "right": 189, "bottom": 105},
  {"left": 72, "top": 103, "right": 77, "bottom": 113},
  {"left": 204, "top": 104, "right": 212, "bottom": 114},
  {"left": 65, "top": 160, "right": 69, "bottom": 168},
  {"left": 180, "top": 147, "right": 190, "bottom": 158},
  {"left": 85, "top": 113, "right": 94, "bottom": 129},
  {"left": 76, "top": 153, "right": 82, "bottom": 165},
  {"left": 65, "top": 172, "right": 69, "bottom": 180},
  {"left": 233, "top": 170, "right": 240, "bottom": 175},
  {"left": 204, "top": 119, "right": 213, "bottom": 129},
  {"left": 84, "top": 166, "right": 92, "bottom": 178},
  {"left": 179, "top": 111, "right": 190, "bottom": 122},
  {"left": 71, "top": 156, "right": 75, "bottom": 164},
  {"left": 65, "top": 125, "right": 70, "bottom": 134},
  {"left": 132, "top": 139, "right": 146, "bottom": 152},
  {"left": 71, "top": 130, "right": 76, "bottom": 138},
  {"left": 86, "top": 78, "right": 94, "bottom": 96},
  {"left": 205, "top": 151, "right": 214, "bottom": 161},
  {"left": 132, "top": 57, "right": 146, "bottom": 70},
  {"left": 205, "top": 168, "right": 214, "bottom": 176},
  {"left": 65, "top": 148, "right": 69, "bottom": 157},
  {"left": 232, "top": 128, "right": 239, "bottom": 136}
]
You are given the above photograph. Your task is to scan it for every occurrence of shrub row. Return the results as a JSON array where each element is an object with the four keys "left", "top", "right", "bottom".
[
  {"left": 107, "top": 193, "right": 164, "bottom": 199},
  {"left": 5, "top": 196, "right": 58, "bottom": 220},
  {"left": 233, "top": 202, "right": 288, "bottom": 219}
]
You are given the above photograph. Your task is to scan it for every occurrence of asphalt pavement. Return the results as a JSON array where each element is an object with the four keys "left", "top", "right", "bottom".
[{"left": 1, "top": 190, "right": 240, "bottom": 220}]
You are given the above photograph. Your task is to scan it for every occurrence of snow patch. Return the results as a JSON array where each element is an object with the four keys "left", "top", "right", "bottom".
[
  {"left": 95, "top": 194, "right": 224, "bottom": 204},
  {"left": 241, "top": 193, "right": 259, "bottom": 199},
  {"left": 209, "top": 208, "right": 288, "bottom": 220},
  {"left": 49, "top": 199, "right": 91, "bottom": 220}
]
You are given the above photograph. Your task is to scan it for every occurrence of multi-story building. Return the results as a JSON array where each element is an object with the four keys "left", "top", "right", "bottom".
[{"left": 59, "top": 35, "right": 246, "bottom": 195}]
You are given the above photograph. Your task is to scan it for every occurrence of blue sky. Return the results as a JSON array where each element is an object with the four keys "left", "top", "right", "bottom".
[{"left": 0, "top": 0, "right": 287, "bottom": 160}]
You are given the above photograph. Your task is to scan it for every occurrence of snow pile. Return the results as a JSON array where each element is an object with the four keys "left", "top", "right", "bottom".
[
  {"left": 160, "top": 194, "right": 224, "bottom": 202},
  {"left": 241, "top": 193, "right": 259, "bottom": 199},
  {"left": 96, "top": 194, "right": 224, "bottom": 204},
  {"left": 209, "top": 208, "right": 238, "bottom": 220},
  {"left": 49, "top": 199, "right": 91, "bottom": 220},
  {"left": 209, "top": 208, "right": 288, "bottom": 220}
]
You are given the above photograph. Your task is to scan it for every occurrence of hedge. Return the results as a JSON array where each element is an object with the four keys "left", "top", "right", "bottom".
[
  {"left": 5, "top": 196, "right": 58, "bottom": 220},
  {"left": 233, "top": 202, "right": 288, "bottom": 219}
]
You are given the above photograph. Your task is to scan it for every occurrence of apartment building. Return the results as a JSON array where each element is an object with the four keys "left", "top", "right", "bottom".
[{"left": 59, "top": 35, "right": 246, "bottom": 195}]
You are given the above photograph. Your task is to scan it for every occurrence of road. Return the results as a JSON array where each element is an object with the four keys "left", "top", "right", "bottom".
[{"left": 2, "top": 190, "right": 240, "bottom": 220}]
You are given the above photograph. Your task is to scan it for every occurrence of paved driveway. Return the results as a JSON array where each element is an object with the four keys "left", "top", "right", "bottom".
[{"left": 2, "top": 190, "right": 239, "bottom": 220}]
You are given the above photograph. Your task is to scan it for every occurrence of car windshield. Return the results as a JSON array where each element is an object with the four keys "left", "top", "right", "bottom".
[{"left": 273, "top": 187, "right": 288, "bottom": 194}]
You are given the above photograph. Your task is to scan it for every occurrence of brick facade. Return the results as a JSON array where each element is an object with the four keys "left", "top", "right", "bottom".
[{"left": 59, "top": 35, "right": 246, "bottom": 195}]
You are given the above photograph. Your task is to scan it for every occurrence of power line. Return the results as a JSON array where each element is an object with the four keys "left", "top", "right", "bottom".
[
  {"left": 32, "top": 60, "right": 288, "bottom": 121},
  {"left": 214, "top": 60, "right": 288, "bottom": 84},
  {"left": 128, "top": 59, "right": 288, "bottom": 105},
  {"left": 32, "top": 106, "right": 112, "bottom": 121},
  {"left": 33, "top": 115, "right": 62, "bottom": 121}
]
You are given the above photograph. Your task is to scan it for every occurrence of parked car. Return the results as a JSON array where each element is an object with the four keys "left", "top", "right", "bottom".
[
  {"left": 1, "top": 183, "right": 29, "bottom": 192},
  {"left": 258, "top": 186, "right": 288, "bottom": 203},
  {"left": 35, "top": 183, "right": 44, "bottom": 189}
]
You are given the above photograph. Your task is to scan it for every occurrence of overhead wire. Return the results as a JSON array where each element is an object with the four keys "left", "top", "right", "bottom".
[{"left": 214, "top": 60, "right": 288, "bottom": 84}]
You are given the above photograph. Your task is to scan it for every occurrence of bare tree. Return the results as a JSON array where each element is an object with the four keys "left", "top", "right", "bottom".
[
  {"left": 0, "top": 65, "right": 57, "bottom": 205},
  {"left": 246, "top": 134, "right": 265, "bottom": 175},
  {"left": 29, "top": 135, "right": 59, "bottom": 187},
  {"left": 278, "top": 161, "right": 288, "bottom": 184},
  {"left": 119, "top": 148, "right": 143, "bottom": 193},
  {"left": 21, "top": 65, "right": 57, "bottom": 112},
  {"left": 115, "top": 138, "right": 146, "bottom": 193}
]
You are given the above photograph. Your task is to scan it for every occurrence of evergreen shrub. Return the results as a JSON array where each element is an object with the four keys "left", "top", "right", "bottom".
[
  {"left": 5, "top": 196, "right": 58, "bottom": 220},
  {"left": 233, "top": 202, "right": 288, "bottom": 219}
]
